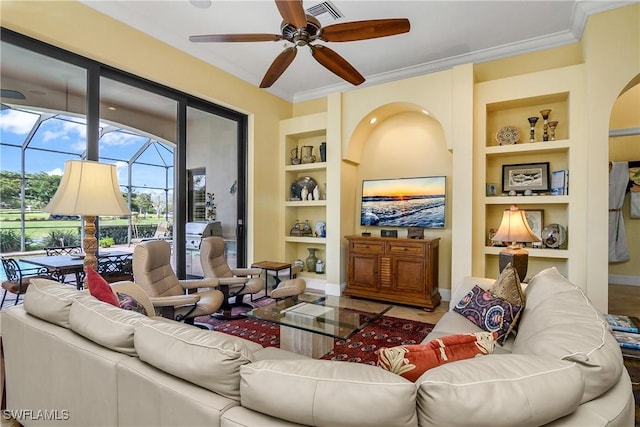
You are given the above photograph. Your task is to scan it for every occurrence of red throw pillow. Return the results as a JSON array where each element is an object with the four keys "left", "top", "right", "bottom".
[
  {"left": 86, "top": 266, "right": 119, "bottom": 307},
  {"left": 377, "top": 332, "right": 497, "bottom": 382}
]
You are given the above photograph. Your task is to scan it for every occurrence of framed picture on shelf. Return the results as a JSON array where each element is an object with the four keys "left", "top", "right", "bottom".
[
  {"left": 486, "top": 183, "right": 498, "bottom": 197},
  {"left": 502, "top": 162, "right": 550, "bottom": 193},
  {"left": 524, "top": 209, "right": 544, "bottom": 248}
]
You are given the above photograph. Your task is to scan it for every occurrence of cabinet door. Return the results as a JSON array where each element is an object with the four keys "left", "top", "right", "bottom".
[
  {"left": 393, "top": 257, "right": 426, "bottom": 294},
  {"left": 348, "top": 253, "right": 379, "bottom": 290}
]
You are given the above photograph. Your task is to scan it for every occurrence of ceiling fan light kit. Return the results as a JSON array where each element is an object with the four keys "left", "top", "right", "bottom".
[{"left": 189, "top": 0, "right": 410, "bottom": 88}]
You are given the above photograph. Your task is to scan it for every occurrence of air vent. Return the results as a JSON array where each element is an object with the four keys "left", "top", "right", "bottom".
[{"left": 306, "top": 1, "right": 344, "bottom": 26}]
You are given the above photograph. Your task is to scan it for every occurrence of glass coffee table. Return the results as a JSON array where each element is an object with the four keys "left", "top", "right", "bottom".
[{"left": 245, "top": 293, "right": 392, "bottom": 358}]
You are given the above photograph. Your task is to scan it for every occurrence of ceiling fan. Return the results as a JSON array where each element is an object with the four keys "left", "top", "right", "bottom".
[{"left": 189, "top": 0, "right": 410, "bottom": 88}]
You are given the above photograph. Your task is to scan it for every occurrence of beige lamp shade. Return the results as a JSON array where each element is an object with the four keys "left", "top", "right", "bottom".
[
  {"left": 44, "top": 160, "right": 131, "bottom": 217},
  {"left": 492, "top": 205, "right": 540, "bottom": 282},
  {"left": 492, "top": 205, "right": 540, "bottom": 247},
  {"left": 44, "top": 160, "right": 130, "bottom": 278}
]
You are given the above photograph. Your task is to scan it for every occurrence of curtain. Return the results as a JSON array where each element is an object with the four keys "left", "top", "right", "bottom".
[{"left": 609, "top": 161, "right": 630, "bottom": 262}]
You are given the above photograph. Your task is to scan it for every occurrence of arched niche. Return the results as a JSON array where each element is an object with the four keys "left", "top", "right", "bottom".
[
  {"left": 343, "top": 102, "right": 452, "bottom": 293},
  {"left": 343, "top": 102, "right": 444, "bottom": 165}
]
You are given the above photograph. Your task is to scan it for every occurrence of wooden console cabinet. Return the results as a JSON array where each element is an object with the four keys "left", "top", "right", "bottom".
[{"left": 344, "top": 236, "right": 441, "bottom": 310}]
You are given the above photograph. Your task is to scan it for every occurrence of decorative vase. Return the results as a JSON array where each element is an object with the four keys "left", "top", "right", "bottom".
[
  {"left": 301, "top": 145, "right": 316, "bottom": 164},
  {"left": 315, "top": 259, "right": 324, "bottom": 274},
  {"left": 312, "top": 185, "right": 319, "bottom": 201},
  {"left": 548, "top": 121, "right": 558, "bottom": 141},
  {"left": 527, "top": 116, "right": 539, "bottom": 142},
  {"left": 319, "top": 142, "right": 326, "bottom": 162},
  {"left": 300, "top": 186, "right": 309, "bottom": 201},
  {"left": 306, "top": 248, "right": 318, "bottom": 272},
  {"left": 290, "top": 147, "right": 301, "bottom": 165},
  {"left": 540, "top": 109, "right": 552, "bottom": 141}
]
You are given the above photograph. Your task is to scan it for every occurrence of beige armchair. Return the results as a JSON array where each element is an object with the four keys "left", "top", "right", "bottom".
[
  {"left": 200, "top": 236, "right": 264, "bottom": 318},
  {"left": 132, "top": 240, "right": 224, "bottom": 325},
  {"left": 201, "top": 237, "right": 307, "bottom": 309}
]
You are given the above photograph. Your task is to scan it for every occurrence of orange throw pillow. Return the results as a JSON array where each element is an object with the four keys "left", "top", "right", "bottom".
[
  {"left": 377, "top": 332, "right": 497, "bottom": 382},
  {"left": 86, "top": 266, "right": 119, "bottom": 307}
]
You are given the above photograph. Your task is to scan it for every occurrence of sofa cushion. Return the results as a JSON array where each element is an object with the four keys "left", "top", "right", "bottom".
[
  {"left": 416, "top": 354, "right": 584, "bottom": 426},
  {"left": 240, "top": 359, "right": 417, "bottom": 427},
  {"left": 86, "top": 266, "right": 119, "bottom": 306},
  {"left": 134, "top": 321, "right": 255, "bottom": 400},
  {"left": 378, "top": 332, "right": 496, "bottom": 381},
  {"left": 23, "top": 278, "right": 86, "bottom": 328},
  {"left": 514, "top": 267, "right": 624, "bottom": 404},
  {"left": 69, "top": 297, "right": 151, "bottom": 356},
  {"left": 449, "top": 276, "right": 496, "bottom": 311},
  {"left": 117, "top": 292, "right": 148, "bottom": 316},
  {"left": 490, "top": 262, "right": 525, "bottom": 306},
  {"left": 453, "top": 285, "right": 522, "bottom": 344}
]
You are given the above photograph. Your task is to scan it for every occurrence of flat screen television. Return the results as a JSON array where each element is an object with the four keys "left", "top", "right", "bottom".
[{"left": 360, "top": 176, "right": 446, "bottom": 228}]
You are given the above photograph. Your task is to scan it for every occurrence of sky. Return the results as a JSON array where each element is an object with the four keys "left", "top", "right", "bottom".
[
  {"left": 362, "top": 176, "right": 446, "bottom": 198},
  {"left": 0, "top": 108, "right": 173, "bottom": 194}
]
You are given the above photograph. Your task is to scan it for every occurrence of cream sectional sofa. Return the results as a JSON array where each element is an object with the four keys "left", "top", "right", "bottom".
[{"left": 1, "top": 267, "right": 634, "bottom": 427}]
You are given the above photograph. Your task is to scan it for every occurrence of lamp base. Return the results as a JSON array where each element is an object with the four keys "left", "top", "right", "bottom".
[
  {"left": 498, "top": 246, "right": 528, "bottom": 282},
  {"left": 83, "top": 215, "right": 98, "bottom": 286}
]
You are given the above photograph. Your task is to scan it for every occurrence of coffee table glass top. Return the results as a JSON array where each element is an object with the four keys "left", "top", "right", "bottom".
[{"left": 245, "top": 293, "right": 392, "bottom": 340}]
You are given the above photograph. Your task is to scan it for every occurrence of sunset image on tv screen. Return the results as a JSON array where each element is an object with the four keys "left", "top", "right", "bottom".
[{"left": 361, "top": 176, "right": 446, "bottom": 228}]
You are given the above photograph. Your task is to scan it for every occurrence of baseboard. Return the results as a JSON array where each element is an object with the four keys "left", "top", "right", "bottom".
[{"left": 609, "top": 274, "right": 640, "bottom": 286}]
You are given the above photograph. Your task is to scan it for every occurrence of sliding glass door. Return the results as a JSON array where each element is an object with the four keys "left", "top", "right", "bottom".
[{"left": 0, "top": 29, "right": 248, "bottom": 276}]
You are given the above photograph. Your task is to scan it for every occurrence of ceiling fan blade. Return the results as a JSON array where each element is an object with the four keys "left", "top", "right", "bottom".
[
  {"left": 190, "top": 34, "right": 285, "bottom": 43},
  {"left": 320, "top": 19, "right": 410, "bottom": 42},
  {"left": 275, "top": 0, "right": 307, "bottom": 29},
  {"left": 260, "top": 46, "right": 298, "bottom": 88},
  {"left": 310, "top": 45, "right": 364, "bottom": 86}
]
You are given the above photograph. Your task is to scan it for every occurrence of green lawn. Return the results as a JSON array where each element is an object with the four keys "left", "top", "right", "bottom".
[{"left": 0, "top": 209, "right": 168, "bottom": 250}]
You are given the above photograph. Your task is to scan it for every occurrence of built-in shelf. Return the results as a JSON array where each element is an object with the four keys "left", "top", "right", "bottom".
[
  {"left": 475, "top": 65, "right": 585, "bottom": 282},
  {"left": 485, "top": 196, "right": 570, "bottom": 204},
  {"left": 284, "top": 236, "right": 327, "bottom": 244},
  {"left": 484, "top": 246, "right": 569, "bottom": 259}
]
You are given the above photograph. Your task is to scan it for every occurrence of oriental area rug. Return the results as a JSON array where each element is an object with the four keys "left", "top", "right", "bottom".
[{"left": 195, "top": 306, "right": 434, "bottom": 365}]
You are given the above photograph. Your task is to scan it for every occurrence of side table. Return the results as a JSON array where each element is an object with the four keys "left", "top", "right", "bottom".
[{"left": 250, "top": 261, "right": 292, "bottom": 295}]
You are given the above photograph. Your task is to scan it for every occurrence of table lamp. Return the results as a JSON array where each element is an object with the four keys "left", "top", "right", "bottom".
[
  {"left": 491, "top": 205, "right": 540, "bottom": 281},
  {"left": 45, "top": 160, "right": 131, "bottom": 278}
]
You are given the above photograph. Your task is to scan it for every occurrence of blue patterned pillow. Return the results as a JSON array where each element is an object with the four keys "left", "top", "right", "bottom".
[
  {"left": 117, "top": 292, "right": 148, "bottom": 316},
  {"left": 453, "top": 285, "right": 522, "bottom": 344}
]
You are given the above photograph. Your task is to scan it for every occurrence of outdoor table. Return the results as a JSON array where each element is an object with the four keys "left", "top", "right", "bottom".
[{"left": 21, "top": 250, "right": 132, "bottom": 290}]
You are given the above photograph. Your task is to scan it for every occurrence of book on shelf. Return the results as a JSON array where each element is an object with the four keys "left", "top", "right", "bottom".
[
  {"left": 551, "top": 169, "right": 569, "bottom": 196},
  {"left": 612, "top": 330, "right": 640, "bottom": 350},
  {"left": 605, "top": 314, "right": 640, "bottom": 333}
]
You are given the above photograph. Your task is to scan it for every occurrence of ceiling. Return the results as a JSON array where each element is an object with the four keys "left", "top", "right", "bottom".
[{"left": 79, "top": 0, "right": 635, "bottom": 103}]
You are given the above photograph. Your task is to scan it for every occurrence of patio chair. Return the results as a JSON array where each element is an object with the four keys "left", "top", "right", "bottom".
[
  {"left": 43, "top": 245, "right": 84, "bottom": 285},
  {"left": 131, "top": 221, "right": 172, "bottom": 246},
  {"left": 1, "top": 257, "right": 50, "bottom": 306}
]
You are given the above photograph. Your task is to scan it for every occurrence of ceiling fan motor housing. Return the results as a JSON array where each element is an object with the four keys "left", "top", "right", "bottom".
[{"left": 281, "top": 15, "right": 321, "bottom": 46}]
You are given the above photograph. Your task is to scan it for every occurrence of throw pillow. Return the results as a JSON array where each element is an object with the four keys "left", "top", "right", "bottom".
[
  {"left": 117, "top": 292, "right": 148, "bottom": 316},
  {"left": 377, "top": 332, "right": 497, "bottom": 382},
  {"left": 86, "top": 266, "right": 119, "bottom": 307},
  {"left": 453, "top": 285, "right": 522, "bottom": 344},
  {"left": 491, "top": 262, "right": 525, "bottom": 306}
]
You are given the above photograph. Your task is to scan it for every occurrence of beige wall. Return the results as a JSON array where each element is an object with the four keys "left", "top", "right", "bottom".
[
  {"left": 0, "top": 0, "right": 293, "bottom": 264},
  {"left": 583, "top": 3, "right": 640, "bottom": 309},
  {"left": 337, "top": 70, "right": 462, "bottom": 296}
]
